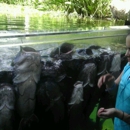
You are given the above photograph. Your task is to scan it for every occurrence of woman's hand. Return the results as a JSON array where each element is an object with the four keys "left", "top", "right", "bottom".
[
  {"left": 97, "top": 107, "right": 116, "bottom": 119},
  {"left": 97, "top": 73, "right": 115, "bottom": 89}
]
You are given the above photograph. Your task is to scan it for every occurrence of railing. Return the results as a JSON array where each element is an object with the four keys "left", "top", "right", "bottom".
[{"left": 0, "top": 26, "right": 130, "bottom": 47}]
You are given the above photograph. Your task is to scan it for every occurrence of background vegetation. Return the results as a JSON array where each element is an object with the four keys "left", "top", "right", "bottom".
[{"left": 0, "top": 0, "right": 112, "bottom": 18}]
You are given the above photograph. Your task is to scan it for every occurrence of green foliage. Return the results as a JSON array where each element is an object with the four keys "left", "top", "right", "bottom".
[
  {"left": 0, "top": 0, "right": 112, "bottom": 18},
  {"left": 64, "top": 0, "right": 111, "bottom": 18}
]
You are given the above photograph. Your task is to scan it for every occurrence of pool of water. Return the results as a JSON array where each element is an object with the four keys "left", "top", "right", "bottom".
[
  {"left": 0, "top": 13, "right": 125, "bottom": 32},
  {"left": 0, "top": 12, "right": 129, "bottom": 72}
]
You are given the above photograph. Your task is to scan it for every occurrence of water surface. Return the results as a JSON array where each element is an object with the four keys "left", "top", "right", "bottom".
[
  {"left": 0, "top": 13, "right": 125, "bottom": 32},
  {"left": 0, "top": 13, "right": 128, "bottom": 71}
]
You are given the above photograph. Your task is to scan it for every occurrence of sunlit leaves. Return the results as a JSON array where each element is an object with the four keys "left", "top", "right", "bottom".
[{"left": 0, "top": 0, "right": 115, "bottom": 18}]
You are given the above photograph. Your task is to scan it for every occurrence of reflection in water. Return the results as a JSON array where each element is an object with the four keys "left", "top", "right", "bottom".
[
  {"left": 0, "top": 15, "right": 24, "bottom": 31},
  {"left": 0, "top": 13, "right": 127, "bottom": 71},
  {"left": 24, "top": 14, "right": 30, "bottom": 31},
  {"left": 0, "top": 14, "right": 125, "bottom": 32}
]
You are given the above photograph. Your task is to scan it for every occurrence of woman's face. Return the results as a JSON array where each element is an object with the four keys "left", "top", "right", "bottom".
[{"left": 125, "top": 35, "right": 130, "bottom": 62}]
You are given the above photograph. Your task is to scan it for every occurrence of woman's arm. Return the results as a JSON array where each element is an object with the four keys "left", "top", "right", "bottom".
[
  {"left": 98, "top": 107, "right": 130, "bottom": 124},
  {"left": 97, "top": 71, "right": 123, "bottom": 90},
  {"left": 115, "top": 72, "right": 123, "bottom": 85}
]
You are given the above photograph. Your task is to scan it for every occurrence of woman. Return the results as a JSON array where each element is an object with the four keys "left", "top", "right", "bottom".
[{"left": 97, "top": 33, "right": 130, "bottom": 130}]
